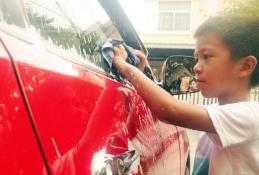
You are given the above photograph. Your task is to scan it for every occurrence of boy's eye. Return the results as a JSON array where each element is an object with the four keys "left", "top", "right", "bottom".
[{"left": 203, "top": 53, "right": 210, "bottom": 59}]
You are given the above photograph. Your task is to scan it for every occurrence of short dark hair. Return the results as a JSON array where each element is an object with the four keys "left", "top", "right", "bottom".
[{"left": 194, "top": 14, "right": 259, "bottom": 87}]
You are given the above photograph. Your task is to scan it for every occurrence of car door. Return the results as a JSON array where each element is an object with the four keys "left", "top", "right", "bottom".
[
  {"left": 0, "top": 0, "right": 48, "bottom": 173},
  {"left": 0, "top": 0, "right": 184, "bottom": 174}
]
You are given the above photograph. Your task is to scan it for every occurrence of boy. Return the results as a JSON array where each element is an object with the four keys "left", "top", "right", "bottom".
[{"left": 113, "top": 14, "right": 259, "bottom": 174}]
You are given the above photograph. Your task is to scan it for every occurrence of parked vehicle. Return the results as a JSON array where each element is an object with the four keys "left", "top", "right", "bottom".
[{"left": 0, "top": 0, "right": 189, "bottom": 174}]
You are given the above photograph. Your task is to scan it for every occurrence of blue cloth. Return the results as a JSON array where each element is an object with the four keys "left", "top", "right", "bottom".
[{"left": 95, "top": 39, "right": 140, "bottom": 76}]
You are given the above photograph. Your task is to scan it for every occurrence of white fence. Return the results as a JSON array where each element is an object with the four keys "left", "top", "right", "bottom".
[{"left": 175, "top": 87, "right": 259, "bottom": 105}]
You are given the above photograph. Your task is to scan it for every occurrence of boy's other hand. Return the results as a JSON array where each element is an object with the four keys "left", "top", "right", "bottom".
[{"left": 135, "top": 50, "right": 147, "bottom": 72}]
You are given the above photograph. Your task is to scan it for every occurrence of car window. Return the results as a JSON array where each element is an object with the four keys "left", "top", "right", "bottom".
[
  {"left": 0, "top": 0, "right": 27, "bottom": 28},
  {"left": 24, "top": 0, "right": 123, "bottom": 72}
]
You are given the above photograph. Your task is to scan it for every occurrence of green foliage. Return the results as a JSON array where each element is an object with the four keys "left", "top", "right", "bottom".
[
  {"left": 26, "top": 7, "right": 99, "bottom": 57},
  {"left": 223, "top": 0, "right": 259, "bottom": 16},
  {"left": 79, "top": 32, "right": 99, "bottom": 56}
]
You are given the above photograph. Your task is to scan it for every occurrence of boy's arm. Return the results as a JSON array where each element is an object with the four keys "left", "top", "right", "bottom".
[{"left": 114, "top": 46, "right": 216, "bottom": 133}]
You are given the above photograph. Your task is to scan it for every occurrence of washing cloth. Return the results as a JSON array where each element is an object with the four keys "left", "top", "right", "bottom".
[{"left": 95, "top": 39, "right": 140, "bottom": 76}]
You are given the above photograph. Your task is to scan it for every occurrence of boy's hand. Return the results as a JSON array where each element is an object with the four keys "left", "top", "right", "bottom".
[
  {"left": 113, "top": 45, "right": 148, "bottom": 72},
  {"left": 114, "top": 44, "right": 128, "bottom": 63}
]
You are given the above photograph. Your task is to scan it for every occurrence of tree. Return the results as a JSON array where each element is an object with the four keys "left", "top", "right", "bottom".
[
  {"left": 223, "top": 0, "right": 259, "bottom": 16},
  {"left": 26, "top": 7, "right": 99, "bottom": 57}
]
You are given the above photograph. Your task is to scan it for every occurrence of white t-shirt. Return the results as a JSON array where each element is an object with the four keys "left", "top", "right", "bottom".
[{"left": 193, "top": 101, "right": 259, "bottom": 175}]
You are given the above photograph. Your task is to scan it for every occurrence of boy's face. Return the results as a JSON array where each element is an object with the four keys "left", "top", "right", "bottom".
[{"left": 194, "top": 33, "right": 242, "bottom": 99}]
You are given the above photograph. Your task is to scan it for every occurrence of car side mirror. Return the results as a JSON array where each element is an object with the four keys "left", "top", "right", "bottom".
[{"left": 161, "top": 55, "right": 199, "bottom": 95}]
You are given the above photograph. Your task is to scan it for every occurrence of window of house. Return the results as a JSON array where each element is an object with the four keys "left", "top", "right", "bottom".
[
  {"left": 158, "top": 1, "right": 191, "bottom": 32},
  {"left": 24, "top": 0, "right": 123, "bottom": 72}
]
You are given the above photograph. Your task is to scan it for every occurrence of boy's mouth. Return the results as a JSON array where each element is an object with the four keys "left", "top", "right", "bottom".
[
  {"left": 196, "top": 79, "right": 206, "bottom": 87},
  {"left": 197, "top": 79, "right": 205, "bottom": 83}
]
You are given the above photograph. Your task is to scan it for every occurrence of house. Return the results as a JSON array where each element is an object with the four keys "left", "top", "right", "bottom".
[{"left": 140, "top": 0, "right": 222, "bottom": 79}]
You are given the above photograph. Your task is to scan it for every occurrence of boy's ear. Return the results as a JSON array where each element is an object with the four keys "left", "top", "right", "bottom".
[{"left": 239, "top": 55, "right": 257, "bottom": 77}]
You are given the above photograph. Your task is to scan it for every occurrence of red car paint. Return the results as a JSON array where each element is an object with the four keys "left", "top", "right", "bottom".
[{"left": 0, "top": 39, "right": 46, "bottom": 174}]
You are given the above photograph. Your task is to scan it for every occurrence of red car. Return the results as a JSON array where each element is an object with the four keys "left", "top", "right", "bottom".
[{"left": 0, "top": 0, "right": 189, "bottom": 174}]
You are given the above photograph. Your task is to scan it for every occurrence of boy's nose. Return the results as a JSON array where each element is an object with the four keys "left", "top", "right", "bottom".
[{"left": 193, "top": 62, "right": 202, "bottom": 75}]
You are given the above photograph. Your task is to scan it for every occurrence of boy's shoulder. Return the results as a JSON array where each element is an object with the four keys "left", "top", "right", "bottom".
[
  {"left": 204, "top": 101, "right": 259, "bottom": 128},
  {"left": 224, "top": 101, "right": 259, "bottom": 110},
  {"left": 205, "top": 101, "right": 259, "bottom": 109},
  {"left": 208, "top": 101, "right": 259, "bottom": 108}
]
